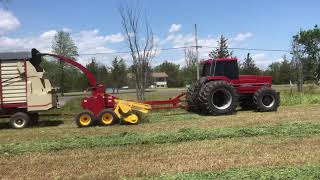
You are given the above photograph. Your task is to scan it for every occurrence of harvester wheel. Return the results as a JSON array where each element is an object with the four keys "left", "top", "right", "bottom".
[
  {"left": 98, "top": 109, "right": 118, "bottom": 126},
  {"left": 253, "top": 87, "right": 280, "bottom": 112},
  {"left": 10, "top": 112, "right": 30, "bottom": 129},
  {"left": 75, "top": 111, "right": 95, "bottom": 128},
  {"left": 186, "top": 77, "right": 207, "bottom": 112},
  {"left": 199, "top": 81, "right": 239, "bottom": 115}
]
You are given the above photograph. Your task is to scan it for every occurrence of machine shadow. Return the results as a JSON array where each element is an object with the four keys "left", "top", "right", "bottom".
[
  {"left": 34, "top": 119, "right": 64, "bottom": 127},
  {"left": 0, "top": 119, "right": 64, "bottom": 130}
]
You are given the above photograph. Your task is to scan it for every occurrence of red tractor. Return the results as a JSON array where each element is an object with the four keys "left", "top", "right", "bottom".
[{"left": 186, "top": 58, "right": 280, "bottom": 115}]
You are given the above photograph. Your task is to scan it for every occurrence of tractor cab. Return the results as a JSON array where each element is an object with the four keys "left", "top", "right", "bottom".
[{"left": 200, "top": 58, "right": 239, "bottom": 80}]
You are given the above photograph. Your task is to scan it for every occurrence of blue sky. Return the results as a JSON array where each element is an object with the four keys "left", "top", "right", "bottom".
[{"left": 0, "top": 0, "right": 319, "bottom": 68}]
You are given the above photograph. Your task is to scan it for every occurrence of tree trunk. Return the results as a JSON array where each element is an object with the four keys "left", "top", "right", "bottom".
[{"left": 297, "top": 59, "right": 304, "bottom": 92}]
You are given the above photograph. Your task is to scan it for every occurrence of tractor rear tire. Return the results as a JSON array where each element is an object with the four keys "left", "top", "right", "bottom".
[
  {"left": 98, "top": 109, "right": 118, "bottom": 126},
  {"left": 10, "top": 112, "right": 30, "bottom": 129},
  {"left": 198, "top": 81, "right": 239, "bottom": 115},
  {"left": 253, "top": 87, "right": 280, "bottom": 112},
  {"left": 75, "top": 111, "right": 95, "bottom": 128},
  {"left": 186, "top": 77, "right": 207, "bottom": 112}
]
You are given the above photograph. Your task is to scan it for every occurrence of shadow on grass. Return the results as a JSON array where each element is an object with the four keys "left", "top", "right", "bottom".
[
  {"left": 35, "top": 120, "right": 64, "bottom": 127},
  {"left": 0, "top": 120, "right": 64, "bottom": 130}
]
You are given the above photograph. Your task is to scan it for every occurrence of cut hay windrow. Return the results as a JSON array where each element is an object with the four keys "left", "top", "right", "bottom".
[{"left": 1, "top": 122, "right": 320, "bottom": 155}]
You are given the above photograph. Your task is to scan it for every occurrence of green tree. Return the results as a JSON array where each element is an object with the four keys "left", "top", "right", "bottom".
[
  {"left": 279, "top": 55, "right": 293, "bottom": 84},
  {"left": 96, "top": 63, "right": 109, "bottom": 85},
  {"left": 52, "top": 31, "right": 78, "bottom": 95},
  {"left": 292, "top": 25, "right": 320, "bottom": 90},
  {"left": 86, "top": 58, "right": 99, "bottom": 78},
  {"left": 85, "top": 58, "right": 109, "bottom": 89},
  {"left": 154, "top": 61, "right": 183, "bottom": 87},
  {"left": 240, "top": 53, "right": 261, "bottom": 75},
  {"left": 209, "top": 35, "right": 233, "bottom": 59},
  {"left": 265, "top": 62, "right": 281, "bottom": 84},
  {"left": 110, "top": 57, "right": 127, "bottom": 93}
]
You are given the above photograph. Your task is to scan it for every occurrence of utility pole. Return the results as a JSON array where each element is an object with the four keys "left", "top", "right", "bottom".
[{"left": 194, "top": 24, "right": 200, "bottom": 80}]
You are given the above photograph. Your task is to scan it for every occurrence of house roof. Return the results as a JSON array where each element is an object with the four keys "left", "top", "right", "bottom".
[
  {"left": 0, "top": 51, "right": 31, "bottom": 60},
  {"left": 152, "top": 72, "right": 168, "bottom": 78}
]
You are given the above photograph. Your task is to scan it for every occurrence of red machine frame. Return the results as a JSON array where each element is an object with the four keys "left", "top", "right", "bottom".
[
  {"left": 39, "top": 54, "right": 274, "bottom": 113},
  {"left": 41, "top": 53, "right": 189, "bottom": 113}
]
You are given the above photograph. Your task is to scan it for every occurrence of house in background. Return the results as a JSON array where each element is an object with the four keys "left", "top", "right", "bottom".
[{"left": 151, "top": 72, "right": 168, "bottom": 88}]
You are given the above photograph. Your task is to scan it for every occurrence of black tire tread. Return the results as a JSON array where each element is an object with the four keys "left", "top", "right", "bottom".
[
  {"left": 198, "top": 81, "right": 239, "bottom": 115},
  {"left": 253, "top": 87, "right": 280, "bottom": 112},
  {"left": 186, "top": 77, "right": 207, "bottom": 112}
]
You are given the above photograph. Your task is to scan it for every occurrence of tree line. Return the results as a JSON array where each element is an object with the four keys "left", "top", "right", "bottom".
[{"left": 43, "top": 25, "right": 320, "bottom": 95}]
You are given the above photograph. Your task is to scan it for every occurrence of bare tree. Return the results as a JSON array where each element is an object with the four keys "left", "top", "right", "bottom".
[
  {"left": 119, "top": 1, "right": 156, "bottom": 101},
  {"left": 185, "top": 47, "right": 197, "bottom": 68},
  {"left": 183, "top": 47, "right": 197, "bottom": 84}
]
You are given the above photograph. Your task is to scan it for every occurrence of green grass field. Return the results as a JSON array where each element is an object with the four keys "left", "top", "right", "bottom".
[{"left": 0, "top": 85, "right": 320, "bottom": 179}]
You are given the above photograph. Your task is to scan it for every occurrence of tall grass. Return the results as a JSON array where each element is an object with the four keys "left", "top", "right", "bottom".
[{"left": 280, "top": 85, "right": 320, "bottom": 106}]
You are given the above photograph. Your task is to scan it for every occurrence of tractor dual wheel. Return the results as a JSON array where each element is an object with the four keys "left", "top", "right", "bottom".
[
  {"left": 199, "top": 81, "right": 239, "bottom": 115},
  {"left": 9, "top": 112, "right": 30, "bottom": 129},
  {"left": 75, "top": 111, "right": 95, "bottom": 128},
  {"left": 98, "top": 109, "right": 118, "bottom": 126},
  {"left": 253, "top": 87, "right": 280, "bottom": 112}
]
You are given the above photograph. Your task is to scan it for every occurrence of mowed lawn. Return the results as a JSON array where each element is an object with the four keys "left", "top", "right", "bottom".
[{"left": 0, "top": 85, "right": 320, "bottom": 179}]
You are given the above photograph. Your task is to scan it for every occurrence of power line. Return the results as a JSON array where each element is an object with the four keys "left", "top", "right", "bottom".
[
  {"left": 200, "top": 46, "right": 290, "bottom": 53},
  {"left": 78, "top": 45, "right": 290, "bottom": 56}
]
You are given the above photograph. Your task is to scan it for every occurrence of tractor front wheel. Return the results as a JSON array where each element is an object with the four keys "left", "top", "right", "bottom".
[
  {"left": 199, "top": 81, "right": 239, "bottom": 115},
  {"left": 75, "top": 111, "right": 95, "bottom": 128},
  {"left": 98, "top": 109, "right": 118, "bottom": 126},
  {"left": 253, "top": 88, "right": 280, "bottom": 112}
]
